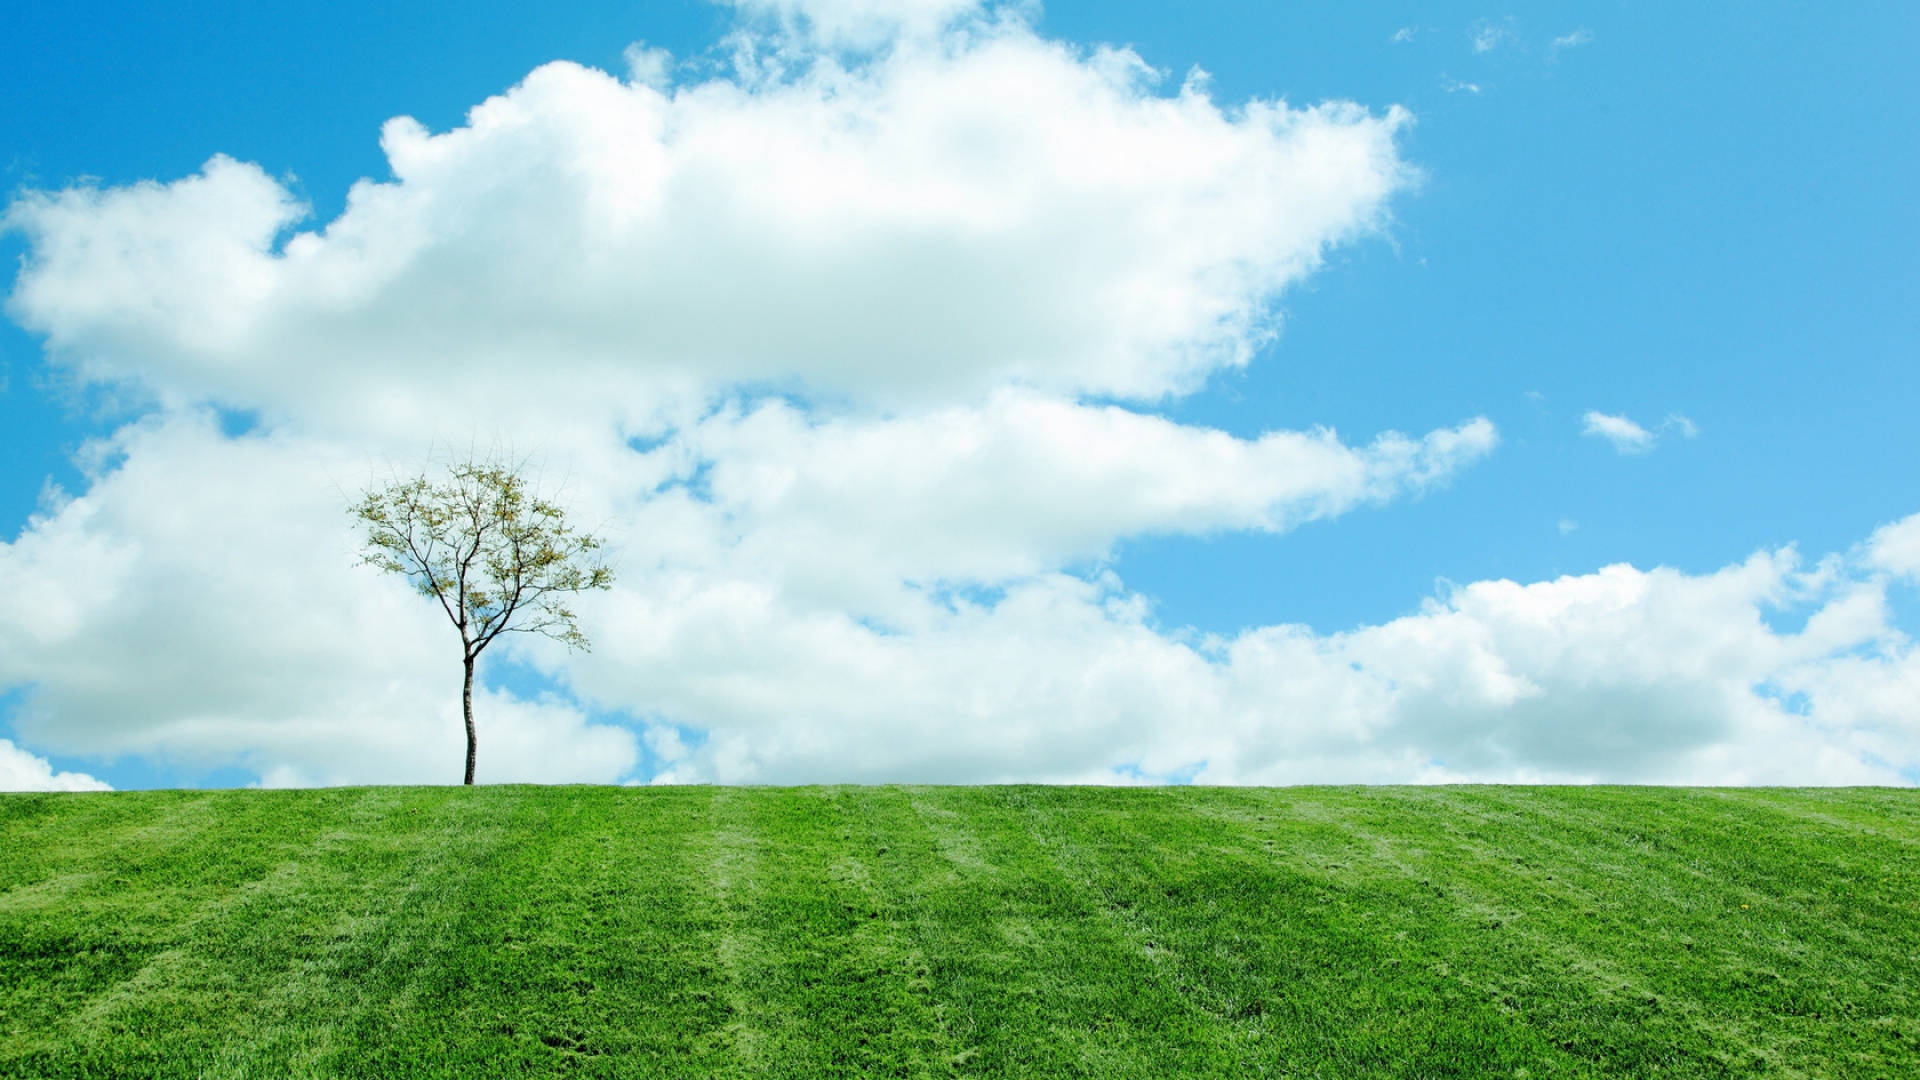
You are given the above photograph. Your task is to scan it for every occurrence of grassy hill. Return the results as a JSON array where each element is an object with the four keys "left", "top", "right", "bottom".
[{"left": 1, "top": 785, "right": 1915, "bottom": 1078}]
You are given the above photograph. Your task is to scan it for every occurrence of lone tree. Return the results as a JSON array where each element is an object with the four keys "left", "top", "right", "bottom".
[{"left": 351, "top": 452, "right": 613, "bottom": 785}]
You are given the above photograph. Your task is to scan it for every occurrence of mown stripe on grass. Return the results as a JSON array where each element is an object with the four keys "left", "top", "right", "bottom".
[
  {"left": 1, "top": 789, "right": 393, "bottom": 1076},
  {"left": 52, "top": 788, "right": 513, "bottom": 1079},
  {"left": 1450, "top": 786, "right": 1919, "bottom": 1074},
  {"left": 1278, "top": 786, "right": 1915, "bottom": 1077},
  {"left": 886, "top": 787, "right": 1257, "bottom": 1078},
  {"left": 692, "top": 783, "right": 774, "bottom": 1073},
  {"left": 305, "top": 786, "right": 726, "bottom": 1079},
  {"left": 3, "top": 786, "right": 1915, "bottom": 1079},
  {"left": 243, "top": 787, "right": 528, "bottom": 1079},
  {"left": 684, "top": 787, "right": 961, "bottom": 1077},
  {"left": 1298, "top": 788, "right": 1765, "bottom": 1075},
  {"left": 1017, "top": 787, "right": 1610, "bottom": 1078}
]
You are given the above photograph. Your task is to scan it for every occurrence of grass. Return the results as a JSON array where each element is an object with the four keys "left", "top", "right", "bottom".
[{"left": 0, "top": 786, "right": 1915, "bottom": 1078}]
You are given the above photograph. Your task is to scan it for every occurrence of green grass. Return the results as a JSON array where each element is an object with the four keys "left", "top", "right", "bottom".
[{"left": 1, "top": 786, "right": 1916, "bottom": 1078}]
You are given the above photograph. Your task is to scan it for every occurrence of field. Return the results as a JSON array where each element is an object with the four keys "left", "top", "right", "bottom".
[{"left": 1, "top": 785, "right": 1915, "bottom": 1078}]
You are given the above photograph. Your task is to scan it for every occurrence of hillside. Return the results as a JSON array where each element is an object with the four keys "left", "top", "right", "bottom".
[{"left": 2, "top": 785, "right": 1915, "bottom": 1078}]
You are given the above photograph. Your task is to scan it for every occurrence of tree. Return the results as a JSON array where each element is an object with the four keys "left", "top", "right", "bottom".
[{"left": 350, "top": 452, "right": 613, "bottom": 785}]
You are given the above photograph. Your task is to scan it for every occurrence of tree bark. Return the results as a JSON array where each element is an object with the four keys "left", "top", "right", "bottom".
[{"left": 462, "top": 654, "right": 477, "bottom": 786}]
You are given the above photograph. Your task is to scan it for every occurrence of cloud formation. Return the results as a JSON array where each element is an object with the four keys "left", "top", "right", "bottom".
[
  {"left": 676, "top": 396, "right": 1496, "bottom": 595},
  {"left": 0, "top": 1, "right": 1481, "bottom": 788},
  {"left": 0, "top": 739, "right": 110, "bottom": 791},
  {"left": 1867, "top": 514, "right": 1920, "bottom": 581},
  {"left": 1470, "top": 19, "right": 1516, "bottom": 55},
  {"left": 5, "top": 9, "right": 1411, "bottom": 425},
  {"left": 7, "top": 406, "right": 1913, "bottom": 788},
  {"left": 0, "top": 390, "right": 1496, "bottom": 788},
  {"left": 0, "top": 415, "right": 640, "bottom": 787},
  {"left": 1, "top": 0, "right": 1912, "bottom": 790},
  {"left": 1582, "top": 410, "right": 1696, "bottom": 455},
  {"left": 573, "top": 516, "right": 1920, "bottom": 787},
  {"left": 1582, "top": 411, "right": 1655, "bottom": 453},
  {"left": 728, "top": 0, "right": 985, "bottom": 50},
  {"left": 1550, "top": 29, "right": 1595, "bottom": 55}
]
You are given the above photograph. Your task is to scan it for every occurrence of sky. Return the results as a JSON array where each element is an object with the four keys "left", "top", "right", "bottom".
[{"left": 2, "top": 0, "right": 1916, "bottom": 791}]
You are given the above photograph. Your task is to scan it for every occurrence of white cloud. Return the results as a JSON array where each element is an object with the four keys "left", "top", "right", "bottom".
[
  {"left": 0, "top": 739, "right": 110, "bottom": 791},
  {"left": 1390, "top": 27, "right": 1417, "bottom": 45},
  {"left": 675, "top": 395, "right": 1495, "bottom": 599},
  {"left": 1550, "top": 28, "right": 1594, "bottom": 54},
  {"left": 1866, "top": 512, "right": 1920, "bottom": 581},
  {"left": 0, "top": 414, "right": 640, "bottom": 786},
  {"left": 0, "top": 395, "right": 1494, "bottom": 785},
  {"left": 1581, "top": 410, "right": 1697, "bottom": 454},
  {"left": 5, "top": 8, "right": 1413, "bottom": 425},
  {"left": 1582, "top": 410, "right": 1655, "bottom": 454},
  {"left": 1440, "top": 75, "right": 1483, "bottom": 95},
  {"left": 1470, "top": 19, "right": 1515, "bottom": 54},
  {"left": 2, "top": 403, "right": 1914, "bottom": 789},
  {"left": 621, "top": 41, "right": 675, "bottom": 90},
  {"left": 726, "top": 0, "right": 985, "bottom": 51},
  {"left": 0, "top": 7, "right": 1459, "bottom": 787},
  {"left": 579, "top": 528, "right": 1920, "bottom": 787},
  {"left": 1558, "top": 518, "right": 1578, "bottom": 535}
]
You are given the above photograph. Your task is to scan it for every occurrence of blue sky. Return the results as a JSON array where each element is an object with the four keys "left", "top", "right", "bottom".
[{"left": 2, "top": 1, "right": 1916, "bottom": 791}]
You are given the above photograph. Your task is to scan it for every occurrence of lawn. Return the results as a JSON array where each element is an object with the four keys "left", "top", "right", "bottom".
[{"left": 1, "top": 785, "right": 1914, "bottom": 1077}]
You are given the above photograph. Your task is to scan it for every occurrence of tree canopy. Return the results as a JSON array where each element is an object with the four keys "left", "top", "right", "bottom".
[{"left": 351, "top": 453, "right": 613, "bottom": 783}]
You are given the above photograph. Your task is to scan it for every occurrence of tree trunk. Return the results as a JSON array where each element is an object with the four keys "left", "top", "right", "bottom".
[{"left": 462, "top": 655, "right": 477, "bottom": 786}]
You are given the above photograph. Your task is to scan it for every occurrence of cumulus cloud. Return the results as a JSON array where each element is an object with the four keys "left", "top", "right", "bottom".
[
  {"left": 0, "top": 739, "right": 111, "bottom": 791},
  {"left": 0, "top": 2, "right": 1469, "bottom": 786},
  {"left": 579, "top": 525, "right": 1920, "bottom": 787},
  {"left": 0, "top": 414, "right": 640, "bottom": 786},
  {"left": 675, "top": 396, "right": 1496, "bottom": 598},
  {"left": 1865, "top": 511, "right": 1920, "bottom": 581},
  {"left": 0, "top": 403, "right": 1912, "bottom": 789},
  {"left": 0, "top": 395, "right": 1493, "bottom": 785},
  {"left": 4, "top": 8, "right": 1413, "bottom": 425}
]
